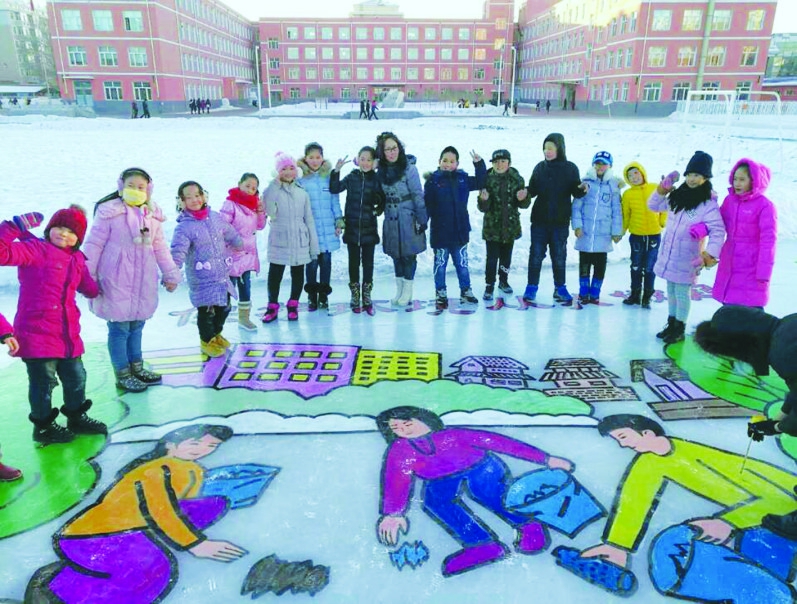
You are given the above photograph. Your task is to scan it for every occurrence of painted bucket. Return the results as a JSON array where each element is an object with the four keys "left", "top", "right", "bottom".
[
  {"left": 504, "top": 468, "right": 605, "bottom": 537},
  {"left": 201, "top": 463, "right": 280, "bottom": 509}
]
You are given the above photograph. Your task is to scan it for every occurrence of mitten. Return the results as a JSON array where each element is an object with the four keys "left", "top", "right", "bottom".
[
  {"left": 689, "top": 223, "right": 708, "bottom": 240},
  {"left": 13, "top": 212, "right": 44, "bottom": 232},
  {"left": 661, "top": 171, "right": 680, "bottom": 190}
]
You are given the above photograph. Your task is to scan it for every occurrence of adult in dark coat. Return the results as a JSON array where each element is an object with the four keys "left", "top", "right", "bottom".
[
  {"left": 359, "top": 99, "right": 367, "bottom": 119},
  {"left": 205, "top": 98, "right": 211, "bottom": 113},
  {"left": 189, "top": 99, "right": 196, "bottom": 114},
  {"left": 131, "top": 101, "right": 138, "bottom": 119},
  {"left": 141, "top": 99, "right": 150, "bottom": 118}
]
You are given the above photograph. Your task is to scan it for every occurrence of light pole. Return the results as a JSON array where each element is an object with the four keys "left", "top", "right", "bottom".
[
  {"left": 510, "top": 45, "right": 517, "bottom": 109},
  {"left": 496, "top": 55, "right": 503, "bottom": 107},
  {"left": 254, "top": 44, "right": 262, "bottom": 110}
]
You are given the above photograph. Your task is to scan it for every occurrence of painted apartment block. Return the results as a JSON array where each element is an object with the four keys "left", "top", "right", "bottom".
[
  {"left": 0, "top": 0, "right": 57, "bottom": 91},
  {"left": 258, "top": 0, "right": 516, "bottom": 104},
  {"left": 47, "top": 0, "right": 257, "bottom": 114},
  {"left": 516, "top": 0, "right": 778, "bottom": 116}
]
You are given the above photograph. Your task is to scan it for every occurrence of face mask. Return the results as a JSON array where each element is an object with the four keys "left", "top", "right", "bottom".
[{"left": 122, "top": 187, "right": 148, "bottom": 207}]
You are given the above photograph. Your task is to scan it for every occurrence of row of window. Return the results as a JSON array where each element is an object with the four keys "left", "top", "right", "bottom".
[
  {"left": 178, "top": 22, "right": 253, "bottom": 59},
  {"left": 176, "top": 0, "right": 251, "bottom": 39},
  {"left": 181, "top": 53, "right": 254, "bottom": 80},
  {"left": 651, "top": 8, "right": 766, "bottom": 32},
  {"left": 282, "top": 66, "right": 486, "bottom": 82},
  {"left": 100, "top": 80, "right": 152, "bottom": 102},
  {"left": 633, "top": 80, "right": 754, "bottom": 103},
  {"left": 60, "top": 9, "right": 144, "bottom": 33},
  {"left": 645, "top": 45, "right": 759, "bottom": 70},
  {"left": 281, "top": 25, "right": 490, "bottom": 43},
  {"left": 281, "top": 46, "right": 491, "bottom": 62},
  {"left": 67, "top": 45, "right": 148, "bottom": 68},
  {"left": 283, "top": 87, "right": 486, "bottom": 101}
]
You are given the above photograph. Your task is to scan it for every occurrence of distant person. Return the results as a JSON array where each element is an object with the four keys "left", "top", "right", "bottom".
[
  {"left": 513, "top": 101, "right": 518, "bottom": 114},
  {"left": 369, "top": 99, "right": 378, "bottom": 120},
  {"left": 0, "top": 99, "right": 3, "bottom": 109},
  {"left": 205, "top": 98, "right": 211, "bottom": 114},
  {"left": 131, "top": 101, "right": 138, "bottom": 119},
  {"left": 189, "top": 99, "right": 196, "bottom": 114},
  {"left": 25, "top": 97, "right": 31, "bottom": 106},
  {"left": 545, "top": 100, "right": 551, "bottom": 113},
  {"left": 570, "top": 98, "right": 575, "bottom": 111},
  {"left": 141, "top": 99, "right": 150, "bottom": 118},
  {"left": 536, "top": 100, "right": 541, "bottom": 112},
  {"left": 358, "top": 99, "right": 367, "bottom": 119},
  {"left": 11, "top": 96, "right": 19, "bottom": 106},
  {"left": 503, "top": 100, "right": 510, "bottom": 116}
]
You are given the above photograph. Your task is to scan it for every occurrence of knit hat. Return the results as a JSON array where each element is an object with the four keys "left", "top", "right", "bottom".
[
  {"left": 684, "top": 151, "right": 713, "bottom": 179},
  {"left": 275, "top": 151, "right": 298, "bottom": 172},
  {"left": 491, "top": 149, "right": 511, "bottom": 162},
  {"left": 45, "top": 205, "right": 88, "bottom": 245},
  {"left": 592, "top": 151, "right": 613, "bottom": 166}
]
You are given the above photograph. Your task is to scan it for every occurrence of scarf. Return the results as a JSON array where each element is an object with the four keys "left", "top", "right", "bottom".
[
  {"left": 669, "top": 181, "right": 712, "bottom": 214},
  {"left": 186, "top": 205, "right": 209, "bottom": 220},
  {"left": 379, "top": 162, "right": 405, "bottom": 186},
  {"left": 227, "top": 187, "right": 259, "bottom": 212}
]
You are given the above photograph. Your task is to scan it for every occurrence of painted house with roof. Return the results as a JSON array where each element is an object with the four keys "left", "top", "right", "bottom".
[
  {"left": 446, "top": 355, "right": 535, "bottom": 389},
  {"left": 538, "top": 357, "right": 637, "bottom": 402}
]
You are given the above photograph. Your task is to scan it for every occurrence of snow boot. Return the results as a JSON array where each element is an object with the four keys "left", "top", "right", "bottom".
[
  {"left": 435, "top": 288, "right": 448, "bottom": 309},
  {"left": 553, "top": 285, "right": 573, "bottom": 303},
  {"left": 237, "top": 301, "right": 258, "bottom": 331},
  {"left": 460, "top": 287, "right": 478, "bottom": 304},
  {"left": 656, "top": 316, "right": 676, "bottom": 339},
  {"left": 115, "top": 367, "right": 148, "bottom": 393},
  {"left": 212, "top": 334, "right": 231, "bottom": 349},
  {"left": 304, "top": 283, "right": 318, "bottom": 311},
  {"left": 318, "top": 284, "right": 331, "bottom": 310},
  {"left": 623, "top": 289, "right": 641, "bottom": 306},
  {"left": 578, "top": 276, "right": 591, "bottom": 303},
  {"left": 131, "top": 360, "right": 162, "bottom": 384},
  {"left": 200, "top": 338, "right": 226, "bottom": 358},
  {"left": 62, "top": 400, "right": 107, "bottom": 435},
  {"left": 31, "top": 409, "right": 74, "bottom": 446},
  {"left": 349, "top": 282, "right": 361, "bottom": 310},
  {"left": 522, "top": 284, "right": 538, "bottom": 302},
  {"left": 589, "top": 278, "right": 603, "bottom": 304},
  {"left": 483, "top": 284, "right": 495, "bottom": 301},
  {"left": 662, "top": 319, "right": 686, "bottom": 344},
  {"left": 262, "top": 302, "right": 279, "bottom": 323},
  {"left": 361, "top": 282, "right": 373, "bottom": 312},
  {"left": 286, "top": 299, "right": 299, "bottom": 321},
  {"left": 515, "top": 521, "right": 549, "bottom": 554},
  {"left": 397, "top": 279, "right": 413, "bottom": 306},
  {"left": 0, "top": 463, "right": 22, "bottom": 482},
  {"left": 497, "top": 280, "right": 513, "bottom": 295},
  {"left": 763, "top": 511, "right": 797, "bottom": 540},
  {"left": 442, "top": 541, "right": 509, "bottom": 577},
  {"left": 391, "top": 277, "right": 405, "bottom": 306},
  {"left": 641, "top": 290, "right": 653, "bottom": 309}
]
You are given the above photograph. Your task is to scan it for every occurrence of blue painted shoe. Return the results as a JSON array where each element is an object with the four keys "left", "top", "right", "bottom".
[
  {"left": 553, "top": 286, "right": 573, "bottom": 303},
  {"left": 589, "top": 279, "right": 603, "bottom": 304},
  {"left": 523, "top": 284, "right": 538, "bottom": 302}
]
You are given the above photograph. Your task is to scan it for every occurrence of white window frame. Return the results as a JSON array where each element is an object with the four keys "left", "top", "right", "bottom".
[
  {"left": 123, "top": 11, "right": 143, "bottom": 32},
  {"left": 61, "top": 9, "right": 82, "bottom": 31},
  {"left": 128, "top": 47, "right": 148, "bottom": 67}
]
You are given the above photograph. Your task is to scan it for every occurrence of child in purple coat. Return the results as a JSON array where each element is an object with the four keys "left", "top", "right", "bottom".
[
  {"left": 376, "top": 406, "right": 573, "bottom": 577},
  {"left": 171, "top": 182, "right": 243, "bottom": 358}
]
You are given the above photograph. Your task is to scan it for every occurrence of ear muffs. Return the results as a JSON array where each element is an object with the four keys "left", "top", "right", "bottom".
[{"left": 118, "top": 167, "right": 154, "bottom": 195}]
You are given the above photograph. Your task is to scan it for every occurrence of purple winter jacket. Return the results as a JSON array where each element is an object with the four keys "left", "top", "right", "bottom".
[
  {"left": 712, "top": 158, "right": 777, "bottom": 307},
  {"left": 220, "top": 192, "right": 266, "bottom": 277},
  {"left": 170, "top": 208, "right": 243, "bottom": 308},
  {"left": 648, "top": 189, "right": 725, "bottom": 285},
  {"left": 0, "top": 221, "right": 99, "bottom": 359}
]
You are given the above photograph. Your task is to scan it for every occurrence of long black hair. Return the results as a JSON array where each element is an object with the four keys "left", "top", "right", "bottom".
[
  {"left": 693, "top": 321, "right": 761, "bottom": 367},
  {"left": 376, "top": 132, "right": 408, "bottom": 184},
  {"left": 375, "top": 406, "right": 445, "bottom": 444}
]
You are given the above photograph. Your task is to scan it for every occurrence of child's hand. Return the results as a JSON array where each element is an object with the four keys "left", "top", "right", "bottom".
[
  {"left": 4, "top": 336, "right": 19, "bottom": 356},
  {"left": 163, "top": 281, "right": 178, "bottom": 292},
  {"left": 516, "top": 188, "right": 528, "bottom": 201},
  {"left": 13, "top": 212, "right": 44, "bottom": 232},
  {"left": 612, "top": 235, "right": 622, "bottom": 243},
  {"left": 334, "top": 156, "right": 350, "bottom": 171},
  {"left": 469, "top": 150, "right": 482, "bottom": 163},
  {"left": 574, "top": 228, "right": 583, "bottom": 238},
  {"left": 547, "top": 456, "right": 574, "bottom": 472},
  {"left": 479, "top": 189, "right": 489, "bottom": 201},
  {"left": 658, "top": 170, "right": 680, "bottom": 195},
  {"left": 578, "top": 181, "right": 589, "bottom": 193},
  {"left": 701, "top": 251, "right": 718, "bottom": 268},
  {"left": 335, "top": 227, "right": 342, "bottom": 237}
]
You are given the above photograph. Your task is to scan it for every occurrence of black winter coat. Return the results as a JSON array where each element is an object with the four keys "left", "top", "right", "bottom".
[
  {"left": 527, "top": 133, "right": 586, "bottom": 227},
  {"left": 330, "top": 168, "right": 385, "bottom": 246}
]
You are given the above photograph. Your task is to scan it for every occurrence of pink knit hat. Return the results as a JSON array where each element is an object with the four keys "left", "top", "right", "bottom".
[{"left": 274, "top": 151, "right": 298, "bottom": 172}]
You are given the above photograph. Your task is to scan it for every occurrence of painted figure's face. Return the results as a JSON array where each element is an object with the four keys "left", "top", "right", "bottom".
[
  {"left": 608, "top": 428, "right": 658, "bottom": 453},
  {"left": 626, "top": 167, "right": 644, "bottom": 186},
  {"left": 358, "top": 151, "right": 375, "bottom": 173},
  {"left": 181, "top": 185, "right": 205, "bottom": 211},
  {"left": 239, "top": 177, "right": 258, "bottom": 196},
  {"left": 279, "top": 165, "right": 298, "bottom": 183},
  {"left": 543, "top": 141, "right": 558, "bottom": 161},
  {"left": 166, "top": 435, "right": 224, "bottom": 460},
  {"left": 388, "top": 418, "right": 432, "bottom": 439},
  {"left": 382, "top": 139, "right": 400, "bottom": 164},
  {"left": 685, "top": 173, "right": 706, "bottom": 188},
  {"left": 49, "top": 226, "right": 78, "bottom": 248},
  {"left": 492, "top": 159, "right": 510, "bottom": 174},
  {"left": 733, "top": 167, "right": 752, "bottom": 194},
  {"left": 305, "top": 149, "right": 324, "bottom": 172},
  {"left": 594, "top": 162, "right": 609, "bottom": 177},
  {"left": 439, "top": 152, "right": 459, "bottom": 172}
]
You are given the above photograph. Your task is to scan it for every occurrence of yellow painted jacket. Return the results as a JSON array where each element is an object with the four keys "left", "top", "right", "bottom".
[{"left": 621, "top": 162, "right": 666, "bottom": 236}]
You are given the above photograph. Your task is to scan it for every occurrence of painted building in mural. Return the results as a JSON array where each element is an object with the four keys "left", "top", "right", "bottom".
[
  {"left": 0, "top": 0, "right": 57, "bottom": 93},
  {"left": 46, "top": 0, "right": 257, "bottom": 114},
  {"left": 258, "top": 0, "right": 516, "bottom": 104},
  {"left": 516, "top": 0, "right": 778, "bottom": 115}
]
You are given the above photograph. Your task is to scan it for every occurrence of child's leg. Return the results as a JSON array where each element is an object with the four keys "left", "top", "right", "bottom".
[
  {"left": 485, "top": 241, "right": 499, "bottom": 285},
  {"left": 629, "top": 235, "right": 643, "bottom": 293},
  {"left": 305, "top": 255, "right": 319, "bottom": 287},
  {"left": 318, "top": 252, "right": 332, "bottom": 285},
  {"left": 213, "top": 298, "right": 232, "bottom": 336},
  {"left": 644, "top": 235, "right": 661, "bottom": 296},
  {"left": 550, "top": 227, "right": 569, "bottom": 287},
  {"left": 347, "top": 243, "right": 361, "bottom": 283},
  {"left": 267, "top": 263, "right": 285, "bottom": 303},
  {"left": 237, "top": 272, "right": 252, "bottom": 303},
  {"left": 433, "top": 248, "right": 450, "bottom": 291},
  {"left": 673, "top": 283, "right": 691, "bottom": 322},
  {"left": 106, "top": 321, "right": 132, "bottom": 372},
  {"left": 451, "top": 244, "right": 471, "bottom": 292},
  {"left": 402, "top": 255, "right": 417, "bottom": 280},
  {"left": 578, "top": 252, "right": 591, "bottom": 297},
  {"left": 527, "top": 226, "right": 547, "bottom": 287},
  {"left": 197, "top": 306, "right": 216, "bottom": 343},
  {"left": 126, "top": 320, "right": 145, "bottom": 365},
  {"left": 289, "top": 265, "right": 304, "bottom": 300},
  {"left": 56, "top": 358, "right": 87, "bottom": 415},
  {"left": 392, "top": 257, "right": 403, "bottom": 278},
  {"left": 499, "top": 242, "right": 514, "bottom": 285},
  {"left": 667, "top": 281, "right": 678, "bottom": 318},
  {"left": 362, "top": 244, "right": 375, "bottom": 284},
  {"left": 593, "top": 253, "right": 607, "bottom": 280},
  {"left": 23, "top": 359, "right": 58, "bottom": 421}
]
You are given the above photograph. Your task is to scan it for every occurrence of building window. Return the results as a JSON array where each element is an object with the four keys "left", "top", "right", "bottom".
[
  {"left": 630, "top": 11, "right": 637, "bottom": 31},
  {"left": 98, "top": 46, "right": 118, "bottom": 67},
  {"left": 305, "top": 67, "right": 317, "bottom": 79},
  {"left": 372, "top": 47, "right": 384, "bottom": 60},
  {"left": 390, "top": 27, "right": 402, "bottom": 41},
  {"left": 302, "top": 26, "right": 315, "bottom": 40},
  {"left": 621, "top": 81, "right": 629, "bottom": 101},
  {"left": 269, "top": 57, "right": 280, "bottom": 69},
  {"left": 458, "top": 67, "right": 468, "bottom": 80},
  {"left": 652, "top": 10, "right": 671, "bottom": 31},
  {"left": 133, "top": 81, "right": 151, "bottom": 101},
  {"left": 424, "top": 48, "right": 435, "bottom": 61},
  {"left": 128, "top": 47, "right": 148, "bottom": 67},
  {"left": 407, "top": 67, "right": 418, "bottom": 80},
  {"left": 494, "top": 37, "right": 505, "bottom": 51},
  {"left": 474, "top": 48, "right": 486, "bottom": 60},
  {"left": 677, "top": 47, "right": 696, "bottom": 68},
  {"left": 474, "top": 67, "right": 485, "bottom": 80},
  {"left": 740, "top": 46, "right": 759, "bottom": 67},
  {"left": 459, "top": 28, "right": 470, "bottom": 41},
  {"left": 287, "top": 67, "right": 299, "bottom": 80},
  {"left": 92, "top": 10, "right": 113, "bottom": 31},
  {"left": 67, "top": 45, "right": 87, "bottom": 66},
  {"left": 373, "top": 67, "right": 384, "bottom": 80},
  {"left": 619, "top": 14, "right": 627, "bottom": 34},
  {"left": 61, "top": 9, "right": 82, "bottom": 31},
  {"left": 269, "top": 75, "right": 280, "bottom": 85},
  {"left": 407, "top": 27, "right": 418, "bottom": 41},
  {"left": 390, "top": 48, "right": 402, "bottom": 60},
  {"left": 373, "top": 27, "right": 384, "bottom": 40},
  {"left": 103, "top": 80, "right": 123, "bottom": 100},
  {"left": 356, "top": 27, "right": 368, "bottom": 40},
  {"left": 712, "top": 9, "right": 732, "bottom": 31},
  {"left": 425, "top": 27, "right": 436, "bottom": 41},
  {"left": 340, "top": 67, "right": 351, "bottom": 79},
  {"left": 702, "top": 81, "right": 720, "bottom": 91},
  {"left": 339, "top": 47, "right": 351, "bottom": 60},
  {"left": 391, "top": 67, "right": 401, "bottom": 80},
  {"left": 267, "top": 38, "right": 279, "bottom": 49},
  {"left": 707, "top": 46, "right": 726, "bottom": 67},
  {"left": 406, "top": 89, "right": 416, "bottom": 99},
  {"left": 290, "top": 88, "right": 300, "bottom": 99},
  {"left": 424, "top": 67, "right": 435, "bottom": 80},
  {"left": 438, "top": 27, "right": 452, "bottom": 41},
  {"left": 607, "top": 51, "right": 614, "bottom": 69},
  {"left": 682, "top": 9, "right": 702, "bottom": 31},
  {"left": 672, "top": 82, "right": 691, "bottom": 101},
  {"left": 616, "top": 48, "right": 624, "bottom": 68},
  {"left": 123, "top": 11, "right": 143, "bottom": 32},
  {"left": 441, "top": 68, "right": 452, "bottom": 81},
  {"left": 341, "top": 87, "right": 350, "bottom": 99},
  {"left": 286, "top": 27, "right": 298, "bottom": 40},
  {"left": 408, "top": 47, "right": 418, "bottom": 60},
  {"left": 475, "top": 28, "right": 487, "bottom": 41},
  {"left": 746, "top": 9, "right": 765, "bottom": 31},
  {"left": 458, "top": 48, "right": 469, "bottom": 61},
  {"left": 642, "top": 82, "right": 662, "bottom": 102},
  {"left": 304, "top": 47, "right": 316, "bottom": 60},
  {"left": 338, "top": 27, "right": 350, "bottom": 40},
  {"left": 287, "top": 47, "right": 299, "bottom": 60},
  {"left": 356, "top": 67, "right": 368, "bottom": 80},
  {"left": 321, "top": 27, "right": 333, "bottom": 40},
  {"left": 736, "top": 81, "right": 753, "bottom": 100},
  {"left": 356, "top": 47, "right": 367, "bottom": 60},
  {"left": 441, "top": 48, "right": 452, "bottom": 61},
  {"left": 590, "top": 85, "right": 598, "bottom": 101},
  {"left": 625, "top": 48, "right": 633, "bottom": 68},
  {"left": 322, "top": 47, "right": 333, "bottom": 60},
  {"left": 610, "top": 18, "right": 617, "bottom": 37}
]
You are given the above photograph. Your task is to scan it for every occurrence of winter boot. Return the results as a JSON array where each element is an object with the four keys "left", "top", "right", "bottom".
[
  {"left": 515, "top": 521, "right": 549, "bottom": 554},
  {"left": 483, "top": 284, "right": 495, "bottom": 301},
  {"left": 237, "top": 301, "right": 258, "bottom": 331},
  {"left": 553, "top": 285, "right": 573, "bottom": 303},
  {"left": 115, "top": 367, "right": 148, "bottom": 393},
  {"left": 200, "top": 338, "right": 226, "bottom": 358},
  {"left": 460, "top": 287, "right": 478, "bottom": 304},
  {"left": 442, "top": 541, "right": 509, "bottom": 577},
  {"left": 62, "top": 400, "right": 107, "bottom": 435},
  {"left": 578, "top": 277, "right": 591, "bottom": 303},
  {"left": 212, "top": 334, "right": 231, "bottom": 349},
  {"left": 589, "top": 279, "right": 603, "bottom": 304},
  {"left": 522, "top": 284, "right": 538, "bottom": 302},
  {"left": 286, "top": 299, "right": 299, "bottom": 321},
  {"left": 623, "top": 288, "right": 641, "bottom": 306},
  {"left": 656, "top": 316, "right": 676, "bottom": 339},
  {"left": 763, "top": 511, "right": 797, "bottom": 540},
  {"left": 435, "top": 288, "right": 449, "bottom": 309},
  {"left": 31, "top": 409, "right": 74, "bottom": 446},
  {"left": 131, "top": 360, "right": 162, "bottom": 384},
  {"left": 361, "top": 282, "right": 373, "bottom": 311},
  {"left": 397, "top": 279, "right": 413, "bottom": 306},
  {"left": 318, "top": 284, "right": 331, "bottom": 310},
  {"left": 262, "top": 302, "right": 279, "bottom": 323},
  {"left": 662, "top": 319, "right": 686, "bottom": 344},
  {"left": 0, "top": 463, "right": 22, "bottom": 482},
  {"left": 304, "top": 283, "right": 318, "bottom": 311},
  {"left": 391, "top": 277, "right": 405, "bottom": 306},
  {"left": 497, "top": 280, "right": 513, "bottom": 295},
  {"left": 641, "top": 290, "right": 653, "bottom": 309},
  {"left": 349, "top": 282, "right": 361, "bottom": 310}
]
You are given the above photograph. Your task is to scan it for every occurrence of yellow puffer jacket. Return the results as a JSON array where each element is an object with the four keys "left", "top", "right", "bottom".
[{"left": 621, "top": 162, "right": 666, "bottom": 236}]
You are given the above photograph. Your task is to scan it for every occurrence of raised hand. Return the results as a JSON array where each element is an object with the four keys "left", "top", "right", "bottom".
[
  {"left": 334, "top": 156, "right": 350, "bottom": 171},
  {"left": 469, "top": 149, "right": 482, "bottom": 163},
  {"left": 13, "top": 212, "right": 44, "bottom": 232}
]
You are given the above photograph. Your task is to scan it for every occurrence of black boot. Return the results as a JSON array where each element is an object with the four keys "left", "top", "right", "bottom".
[
  {"left": 656, "top": 316, "right": 676, "bottom": 339},
  {"left": 662, "top": 320, "right": 686, "bottom": 344},
  {"left": 304, "top": 283, "right": 318, "bottom": 311},
  {"left": 763, "top": 511, "right": 797, "bottom": 540},
  {"left": 348, "top": 282, "right": 361, "bottom": 309},
  {"left": 361, "top": 282, "right": 373, "bottom": 311},
  {"left": 62, "top": 400, "right": 108, "bottom": 435},
  {"left": 641, "top": 290, "right": 653, "bottom": 309},
  {"left": 31, "top": 409, "right": 74, "bottom": 446},
  {"left": 318, "top": 284, "right": 332, "bottom": 309},
  {"left": 622, "top": 289, "right": 641, "bottom": 306},
  {"left": 483, "top": 284, "right": 494, "bottom": 301},
  {"left": 131, "top": 361, "right": 162, "bottom": 384}
]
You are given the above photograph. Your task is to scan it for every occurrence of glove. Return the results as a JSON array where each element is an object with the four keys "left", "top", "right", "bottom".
[
  {"left": 689, "top": 223, "right": 708, "bottom": 240},
  {"left": 661, "top": 171, "right": 680, "bottom": 190},
  {"left": 13, "top": 212, "right": 44, "bottom": 231},
  {"left": 748, "top": 419, "right": 779, "bottom": 441}
]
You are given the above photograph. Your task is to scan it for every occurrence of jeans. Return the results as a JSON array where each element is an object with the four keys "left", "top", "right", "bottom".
[
  {"left": 528, "top": 225, "right": 569, "bottom": 287},
  {"left": 107, "top": 321, "right": 145, "bottom": 372},
  {"left": 578, "top": 252, "right": 607, "bottom": 280},
  {"left": 305, "top": 252, "right": 332, "bottom": 286},
  {"left": 268, "top": 263, "right": 304, "bottom": 303},
  {"left": 23, "top": 357, "right": 86, "bottom": 421},
  {"left": 485, "top": 241, "right": 514, "bottom": 285},
  {"left": 433, "top": 245, "right": 471, "bottom": 291},
  {"left": 347, "top": 243, "right": 375, "bottom": 283},
  {"left": 629, "top": 234, "right": 660, "bottom": 294},
  {"left": 393, "top": 255, "right": 417, "bottom": 280},
  {"left": 231, "top": 271, "right": 252, "bottom": 303},
  {"left": 197, "top": 299, "right": 231, "bottom": 343}
]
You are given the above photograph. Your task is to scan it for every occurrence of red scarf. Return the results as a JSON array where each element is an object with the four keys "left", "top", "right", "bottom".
[
  {"left": 186, "top": 205, "right": 209, "bottom": 220},
  {"left": 227, "top": 187, "right": 259, "bottom": 212}
]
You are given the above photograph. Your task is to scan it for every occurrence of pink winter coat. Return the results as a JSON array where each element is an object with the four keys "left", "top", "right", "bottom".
[
  {"left": 220, "top": 191, "right": 266, "bottom": 277},
  {"left": 712, "top": 159, "right": 777, "bottom": 307},
  {"left": 83, "top": 199, "right": 181, "bottom": 322},
  {"left": 0, "top": 310, "right": 12, "bottom": 338},
  {"left": 0, "top": 221, "right": 98, "bottom": 359},
  {"left": 648, "top": 190, "right": 725, "bottom": 285}
]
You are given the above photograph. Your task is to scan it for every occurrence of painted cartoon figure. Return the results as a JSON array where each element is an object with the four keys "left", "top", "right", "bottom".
[
  {"left": 32, "top": 424, "right": 247, "bottom": 603},
  {"left": 375, "top": 406, "right": 573, "bottom": 577}
]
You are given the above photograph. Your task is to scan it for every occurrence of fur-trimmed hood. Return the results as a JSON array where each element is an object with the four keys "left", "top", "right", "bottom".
[{"left": 297, "top": 158, "right": 333, "bottom": 178}]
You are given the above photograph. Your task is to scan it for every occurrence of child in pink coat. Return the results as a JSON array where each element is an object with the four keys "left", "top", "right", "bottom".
[
  {"left": 0, "top": 310, "right": 23, "bottom": 480},
  {"left": 712, "top": 158, "right": 777, "bottom": 308}
]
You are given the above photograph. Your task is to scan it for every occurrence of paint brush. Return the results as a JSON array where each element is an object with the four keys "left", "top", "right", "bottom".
[{"left": 740, "top": 415, "right": 767, "bottom": 474}]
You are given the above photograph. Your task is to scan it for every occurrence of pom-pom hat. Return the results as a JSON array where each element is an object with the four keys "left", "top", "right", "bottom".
[
  {"left": 275, "top": 151, "right": 298, "bottom": 172},
  {"left": 45, "top": 205, "right": 88, "bottom": 245}
]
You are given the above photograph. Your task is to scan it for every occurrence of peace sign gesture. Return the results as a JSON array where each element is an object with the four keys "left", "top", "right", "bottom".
[
  {"left": 334, "top": 156, "right": 351, "bottom": 172},
  {"left": 469, "top": 150, "right": 482, "bottom": 163}
]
